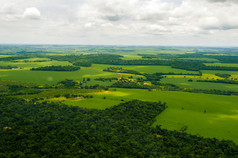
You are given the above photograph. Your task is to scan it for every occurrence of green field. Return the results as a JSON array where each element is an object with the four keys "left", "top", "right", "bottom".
[
  {"left": 65, "top": 88, "right": 238, "bottom": 143},
  {"left": 92, "top": 64, "right": 199, "bottom": 74},
  {"left": 120, "top": 54, "right": 143, "bottom": 60},
  {"left": 205, "top": 63, "right": 238, "bottom": 67},
  {"left": 160, "top": 78, "right": 238, "bottom": 91},
  {"left": 0, "top": 55, "right": 15, "bottom": 58},
  {"left": 181, "top": 58, "right": 219, "bottom": 62},
  {"left": 202, "top": 70, "right": 238, "bottom": 75},
  {"left": 0, "top": 67, "right": 119, "bottom": 85},
  {"left": 0, "top": 60, "right": 72, "bottom": 69}
]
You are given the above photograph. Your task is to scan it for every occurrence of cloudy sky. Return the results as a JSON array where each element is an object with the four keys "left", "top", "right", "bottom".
[{"left": 1, "top": 0, "right": 238, "bottom": 46}]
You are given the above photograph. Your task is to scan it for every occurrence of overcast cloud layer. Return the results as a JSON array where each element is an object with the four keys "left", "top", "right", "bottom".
[{"left": 0, "top": 0, "right": 238, "bottom": 46}]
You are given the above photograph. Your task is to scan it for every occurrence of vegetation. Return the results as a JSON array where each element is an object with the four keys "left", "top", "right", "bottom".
[
  {"left": 1, "top": 98, "right": 238, "bottom": 157},
  {"left": 0, "top": 65, "right": 18, "bottom": 69},
  {"left": 1, "top": 45, "right": 238, "bottom": 156},
  {"left": 31, "top": 65, "right": 80, "bottom": 71}
]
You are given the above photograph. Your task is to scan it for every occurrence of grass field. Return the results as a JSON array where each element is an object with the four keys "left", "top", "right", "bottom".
[
  {"left": 120, "top": 54, "right": 142, "bottom": 60},
  {"left": 0, "top": 55, "right": 15, "bottom": 58},
  {"left": 205, "top": 63, "right": 238, "bottom": 67},
  {"left": 164, "top": 73, "right": 224, "bottom": 80},
  {"left": 65, "top": 88, "right": 238, "bottom": 143},
  {"left": 160, "top": 78, "right": 238, "bottom": 91},
  {"left": 0, "top": 60, "right": 72, "bottom": 70},
  {"left": 0, "top": 67, "right": 120, "bottom": 85},
  {"left": 202, "top": 70, "right": 238, "bottom": 75},
  {"left": 181, "top": 58, "right": 219, "bottom": 62},
  {"left": 92, "top": 64, "right": 199, "bottom": 74}
]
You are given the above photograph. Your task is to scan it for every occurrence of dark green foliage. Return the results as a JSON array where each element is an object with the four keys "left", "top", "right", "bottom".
[
  {"left": 0, "top": 65, "right": 18, "bottom": 69},
  {"left": 104, "top": 67, "right": 143, "bottom": 75},
  {"left": 144, "top": 73, "right": 164, "bottom": 82},
  {"left": 31, "top": 65, "right": 80, "bottom": 71},
  {"left": 48, "top": 54, "right": 122, "bottom": 66},
  {"left": 0, "top": 98, "right": 238, "bottom": 157},
  {"left": 8, "top": 85, "right": 27, "bottom": 91},
  {"left": 57, "top": 79, "right": 78, "bottom": 88},
  {"left": 212, "top": 56, "right": 238, "bottom": 63},
  {"left": 112, "top": 79, "right": 150, "bottom": 89},
  {"left": 203, "top": 66, "right": 238, "bottom": 71},
  {"left": 94, "top": 77, "right": 118, "bottom": 82},
  {"left": 81, "top": 84, "right": 108, "bottom": 90},
  {"left": 215, "top": 73, "right": 231, "bottom": 78},
  {"left": 73, "top": 60, "right": 92, "bottom": 67},
  {"left": 0, "top": 56, "right": 30, "bottom": 61},
  {"left": 197, "top": 79, "right": 238, "bottom": 85}
]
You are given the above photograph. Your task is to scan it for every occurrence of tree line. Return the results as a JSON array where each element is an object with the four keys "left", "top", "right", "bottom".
[{"left": 31, "top": 65, "right": 80, "bottom": 71}]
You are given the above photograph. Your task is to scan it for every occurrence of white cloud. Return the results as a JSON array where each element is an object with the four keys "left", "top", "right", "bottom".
[
  {"left": 23, "top": 7, "right": 41, "bottom": 19},
  {"left": 1, "top": 0, "right": 238, "bottom": 46}
]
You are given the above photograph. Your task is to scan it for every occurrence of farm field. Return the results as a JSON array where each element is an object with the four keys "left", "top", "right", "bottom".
[
  {"left": 160, "top": 78, "right": 238, "bottom": 91},
  {"left": 0, "top": 60, "right": 72, "bottom": 70},
  {"left": 202, "top": 70, "right": 238, "bottom": 75},
  {"left": 0, "top": 67, "right": 119, "bottom": 85},
  {"left": 65, "top": 88, "right": 238, "bottom": 143},
  {"left": 205, "top": 63, "right": 238, "bottom": 67},
  {"left": 91, "top": 64, "right": 199, "bottom": 74},
  {"left": 181, "top": 57, "right": 219, "bottom": 62}
]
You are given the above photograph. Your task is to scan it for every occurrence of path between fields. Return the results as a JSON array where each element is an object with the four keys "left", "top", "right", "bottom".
[
  {"left": 88, "top": 64, "right": 97, "bottom": 71},
  {"left": 118, "top": 74, "right": 123, "bottom": 81}
]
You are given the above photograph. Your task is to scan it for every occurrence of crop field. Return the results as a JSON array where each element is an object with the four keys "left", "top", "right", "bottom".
[
  {"left": 65, "top": 88, "right": 238, "bottom": 143},
  {"left": 202, "top": 70, "right": 238, "bottom": 75},
  {"left": 0, "top": 67, "right": 120, "bottom": 85},
  {"left": 120, "top": 54, "right": 143, "bottom": 60},
  {"left": 181, "top": 58, "right": 219, "bottom": 62},
  {"left": 164, "top": 73, "right": 224, "bottom": 80},
  {"left": 91, "top": 64, "right": 199, "bottom": 74},
  {"left": 205, "top": 63, "right": 238, "bottom": 67},
  {"left": 0, "top": 60, "right": 72, "bottom": 70},
  {"left": 160, "top": 78, "right": 238, "bottom": 91},
  {"left": 0, "top": 55, "right": 15, "bottom": 58}
]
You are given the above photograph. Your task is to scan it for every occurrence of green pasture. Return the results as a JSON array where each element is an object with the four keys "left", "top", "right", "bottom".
[
  {"left": 0, "top": 55, "right": 15, "bottom": 58},
  {"left": 67, "top": 88, "right": 238, "bottom": 143},
  {"left": 202, "top": 70, "right": 238, "bottom": 75},
  {"left": 120, "top": 54, "right": 142, "bottom": 60},
  {"left": 0, "top": 60, "right": 71, "bottom": 69},
  {"left": 205, "top": 63, "right": 238, "bottom": 67},
  {"left": 160, "top": 78, "right": 238, "bottom": 91},
  {"left": 0, "top": 67, "right": 120, "bottom": 85},
  {"left": 180, "top": 58, "right": 219, "bottom": 62},
  {"left": 64, "top": 96, "right": 122, "bottom": 109},
  {"left": 14, "top": 58, "right": 51, "bottom": 62},
  {"left": 91, "top": 64, "right": 199, "bottom": 74}
]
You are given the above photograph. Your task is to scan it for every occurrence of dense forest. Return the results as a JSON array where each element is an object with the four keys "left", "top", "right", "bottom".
[{"left": 1, "top": 98, "right": 238, "bottom": 157}]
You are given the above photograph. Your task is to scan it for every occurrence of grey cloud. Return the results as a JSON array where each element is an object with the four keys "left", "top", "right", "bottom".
[
  {"left": 104, "top": 15, "right": 124, "bottom": 21},
  {"left": 207, "top": 0, "right": 238, "bottom": 3},
  {"left": 204, "top": 25, "right": 238, "bottom": 30}
]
